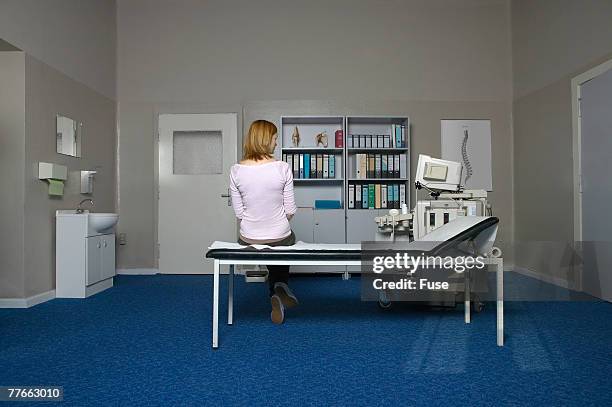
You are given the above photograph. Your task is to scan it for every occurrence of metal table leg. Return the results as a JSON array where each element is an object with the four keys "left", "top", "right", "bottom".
[
  {"left": 212, "top": 259, "right": 220, "bottom": 348},
  {"left": 228, "top": 264, "right": 234, "bottom": 325},
  {"left": 465, "top": 269, "right": 471, "bottom": 323},
  {"left": 497, "top": 258, "right": 504, "bottom": 346}
]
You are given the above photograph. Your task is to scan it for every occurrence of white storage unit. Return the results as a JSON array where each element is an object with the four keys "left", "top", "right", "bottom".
[
  {"left": 345, "top": 116, "right": 411, "bottom": 243},
  {"left": 279, "top": 115, "right": 411, "bottom": 273},
  {"left": 56, "top": 210, "right": 117, "bottom": 298}
]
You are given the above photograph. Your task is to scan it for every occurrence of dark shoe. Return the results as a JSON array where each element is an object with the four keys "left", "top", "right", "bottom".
[
  {"left": 270, "top": 294, "right": 284, "bottom": 324},
  {"left": 274, "top": 282, "right": 299, "bottom": 308}
]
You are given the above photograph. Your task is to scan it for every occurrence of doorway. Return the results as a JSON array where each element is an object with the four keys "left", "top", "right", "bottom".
[
  {"left": 158, "top": 113, "right": 238, "bottom": 274},
  {"left": 572, "top": 59, "right": 612, "bottom": 301}
]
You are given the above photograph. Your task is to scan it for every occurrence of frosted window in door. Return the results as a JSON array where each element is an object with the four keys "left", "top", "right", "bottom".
[{"left": 173, "top": 130, "right": 223, "bottom": 174}]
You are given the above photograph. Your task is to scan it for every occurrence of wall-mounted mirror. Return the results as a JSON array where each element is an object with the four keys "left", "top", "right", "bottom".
[{"left": 56, "top": 114, "right": 82, "bottom": 157}]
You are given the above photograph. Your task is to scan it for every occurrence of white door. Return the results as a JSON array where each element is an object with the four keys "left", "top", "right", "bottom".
[
  {"left": 580, "top": 67, "right": 612, "bottom": 302},
  {"left": 158, "top": 113, "right": 238, "bottom": 274}
]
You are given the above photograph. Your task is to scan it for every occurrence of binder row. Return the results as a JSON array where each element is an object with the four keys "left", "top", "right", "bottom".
[
  {"left": 348, "top": 183, "right": 406, "bottom": 209},
  {"left": 351, "top": 153, "right": 407, "bottom": 179},
  {"left": 283, "top": 153, "right": 336, "bottom": 179},
  {"left": 347, "top": 124, "right": 406, "bottom": 148}
]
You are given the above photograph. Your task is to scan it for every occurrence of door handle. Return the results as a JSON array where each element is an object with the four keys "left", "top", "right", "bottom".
[{"left": 220, "top": 188, "right": 231, "bottom": 206}]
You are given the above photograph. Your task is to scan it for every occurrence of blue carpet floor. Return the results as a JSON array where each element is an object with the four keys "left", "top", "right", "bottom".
[{"left": 1, "top": 274, "right": 611, "bottom": 406}]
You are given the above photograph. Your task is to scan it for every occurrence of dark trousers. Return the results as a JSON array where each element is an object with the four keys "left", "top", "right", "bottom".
[{"left": 238, "top": 231, "right": 296, "bottom": 296}]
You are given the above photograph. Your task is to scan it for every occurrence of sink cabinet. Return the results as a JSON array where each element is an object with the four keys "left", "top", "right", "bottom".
[
  {"left": 56, "top": 210, "right": 117, "bottom": 298},
  {"left": 86, "top": 234, "right": 116, "bottom": 285}
]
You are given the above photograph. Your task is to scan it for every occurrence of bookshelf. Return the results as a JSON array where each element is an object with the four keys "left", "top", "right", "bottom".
[
  {"left": 279, "top": 115, "right": 410, "bottom": 252},
  {"left": 280, "top": 116, "right": 346, "bottom": 274},
  {"left": 344, "top": 116, "right": 410, "bottom": 248},
  {"left": 280, "top": 116, "right": 345, "bottom": 209},
  {"left": 347, "top": 148, "right": 408, "bottom": 152}
]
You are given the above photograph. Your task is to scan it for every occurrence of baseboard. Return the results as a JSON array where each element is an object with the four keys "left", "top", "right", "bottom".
[
  {"left": 514, "top": 266, "right": 573, "bottom": 290},
  {"left": 0, "top": 290, "right": 56, "bottom": 308},
  {"left": 116, "top": 268, "right": 159, "bottom": 275},
  {"left": 0, "top": 298, "right": 28, "bottom": 308}
]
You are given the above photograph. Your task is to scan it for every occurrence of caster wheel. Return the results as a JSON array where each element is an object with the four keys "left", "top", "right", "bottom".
[
  {"left": 472, "top": 300, "right": 484, "bottom": 313},
  {"left": 378, "top": 299, "right": 392, "bottom": 309},
  {"left": 378, "top": 291, "right": 392, "bottom": 309}
]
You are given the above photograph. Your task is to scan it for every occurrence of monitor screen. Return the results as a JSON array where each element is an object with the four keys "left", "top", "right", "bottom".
[{"left": 414, "top": 154, "right": 463, "bottom": 192}]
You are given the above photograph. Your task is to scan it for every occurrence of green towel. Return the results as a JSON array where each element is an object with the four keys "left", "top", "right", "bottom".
[{"left": 48, "top": 179, "right": 64, "bottom": 196}]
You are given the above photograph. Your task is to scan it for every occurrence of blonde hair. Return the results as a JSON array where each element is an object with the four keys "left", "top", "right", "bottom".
[{"left": 243, "top": 120, "right": 278, "bottom": 161}]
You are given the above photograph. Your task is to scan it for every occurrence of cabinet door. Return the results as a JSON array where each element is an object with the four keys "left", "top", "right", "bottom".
[
  {"left": 312, "top": 209, "right": 346, "bottom": 273},
  {"left": 313, "top": 209, "right": 345, "bottom": 243},
  {"left": 346, "top": 209, "right": 380, "bottom": 243},
  {"left": 346, "top": 209, "right": 382, "bottom": 273},
  {"left": 100, "top": 234, "right": 116, "bottom": 280},
  {"left": 290, "top": 207, "right": 314, "bottom": 243},
  {"left": 86, "top": 236, "right": 102, "bottom": 285}
]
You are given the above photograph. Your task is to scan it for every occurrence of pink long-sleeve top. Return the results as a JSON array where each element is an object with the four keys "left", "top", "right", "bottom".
[{"left": 229, "top": 160, "right": 297, "bottom": 241}]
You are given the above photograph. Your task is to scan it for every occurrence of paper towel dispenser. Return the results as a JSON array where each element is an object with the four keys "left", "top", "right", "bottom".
[
  {"left": 38, "top": 162, "right": 67, "bottom": 181},
  {"left": 38, "top": 162, "right": 68, "bottom": 196}
]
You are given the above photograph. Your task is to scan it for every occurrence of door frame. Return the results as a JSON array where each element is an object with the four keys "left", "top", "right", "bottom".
[
  {"left": 571, "top": 58, "right": 612, "bottom": 244},
  {"left": 154, "top": 104, "right": 242, "bottom": 269},
  {"left": 571, "top": 58, "right": 612, "bottom": 292}
]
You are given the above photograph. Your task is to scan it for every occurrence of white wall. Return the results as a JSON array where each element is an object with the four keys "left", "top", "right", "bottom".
[
  {"left": 0, "top": 0, "right": 117, "bottom": 100},
  {"left": 117, "top": 0, "right": 513, "bottom": 268}
]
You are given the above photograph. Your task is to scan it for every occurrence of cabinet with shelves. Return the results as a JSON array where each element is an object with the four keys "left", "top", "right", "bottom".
[
  {"left": 279, "top": 115, "right": 410, "bottom": 250},
  {"left": 280, "top": 116, "right": 346, "bottom": 273},
  {"left": 345, "top": 117, "right": 410, "bottom": 213}
]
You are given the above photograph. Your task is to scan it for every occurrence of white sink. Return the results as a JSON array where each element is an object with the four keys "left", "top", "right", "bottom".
[{"left": 88, "top": 213, "right": 119, "bottom": 232}]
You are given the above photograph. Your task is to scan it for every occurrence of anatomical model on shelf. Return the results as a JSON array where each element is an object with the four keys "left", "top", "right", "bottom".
[
  {"left": 292, "top": 126, "right": 301, "bottom": 147},
  {"left": 315, "top": 131, "right": 328, "bottom": 147}
]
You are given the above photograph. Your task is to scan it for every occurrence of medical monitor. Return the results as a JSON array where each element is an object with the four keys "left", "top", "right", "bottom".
[{"left": 415, "top": 154, "right": 463, "bottom": 192}]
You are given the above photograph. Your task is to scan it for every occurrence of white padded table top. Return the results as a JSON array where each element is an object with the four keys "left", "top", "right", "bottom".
[{"left": 208, "top": 241, "right": 362, "bottom": 251}]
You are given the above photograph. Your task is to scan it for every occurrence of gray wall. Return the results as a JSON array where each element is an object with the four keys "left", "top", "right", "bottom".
[
  {"left": 22, "top": 55, "right": 116, "bottom": 297},
  {"left": 0, "top": 0, "right": 117, "bottom": 300},
  {"left": 0, "top": 46, "right": 116, "bottom": 300},
  {"left": 117, "top": 0, "right": 513, "bottom": 269},
  {"left": 0, "top": 0, "right": 117, "bottom": 99},
  {"left": 512, "top": 0, "right": 612, "bottom": 99},
  {"left": 118, "top": 0, "right": 511, "bottom": 103},
  {"left": 511, "top": 0, "right": 612, "bottom": 282},
  {"left": 0, "top": 52, "right": 26, "bottom": 298}
]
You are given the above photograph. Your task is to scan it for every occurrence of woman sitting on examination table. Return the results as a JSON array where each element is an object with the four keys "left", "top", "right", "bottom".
[{"left": 229, "top": 119, "right": 298, "bottom": 324}]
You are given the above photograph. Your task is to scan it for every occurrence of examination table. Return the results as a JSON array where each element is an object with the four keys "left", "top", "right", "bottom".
[{"left": 205, "top": 216, "right": 504, "bottom": 349}]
